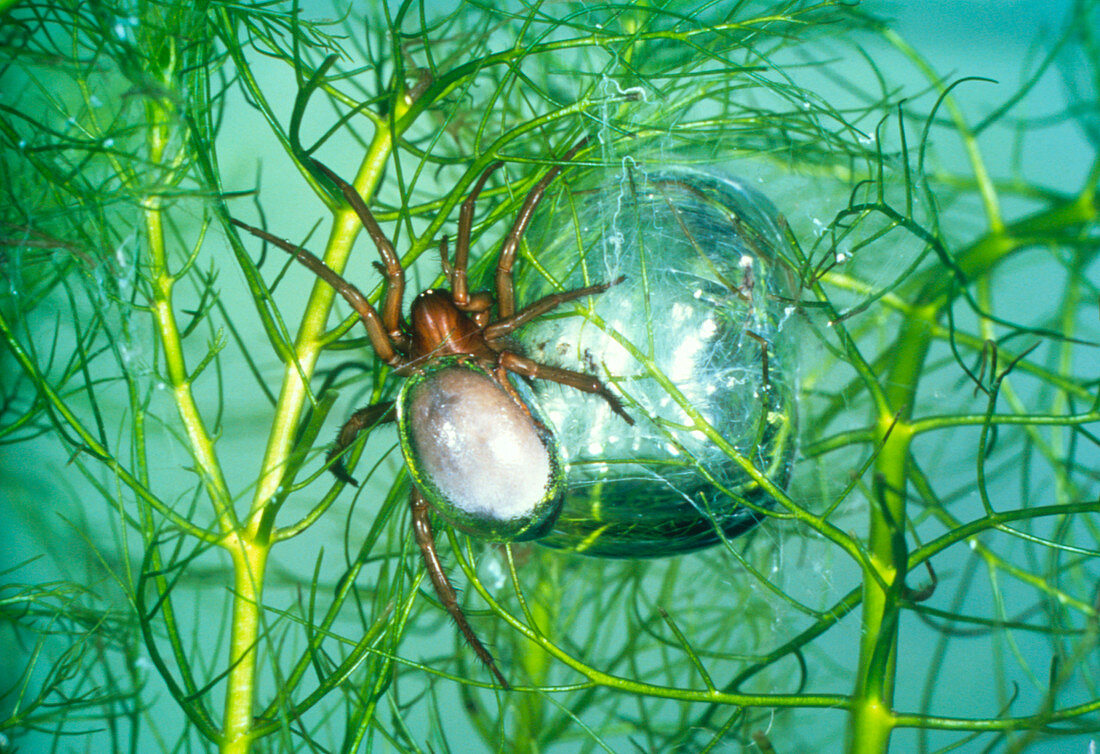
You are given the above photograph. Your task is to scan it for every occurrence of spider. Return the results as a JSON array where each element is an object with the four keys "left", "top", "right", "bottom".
[{"left": 231, "top": 140, "right": 633, "bottom": 689}]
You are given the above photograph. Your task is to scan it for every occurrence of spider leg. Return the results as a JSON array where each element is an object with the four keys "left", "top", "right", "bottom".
[
  {"left": 452, "top": 162, "right": 503, "bottom": 306},
  {"left": 311, "top": 160, "right": 407, "bottom": 345},
  {"left": 744, "top": 330, "right": 771, "bottom": 390},
  {"left": 483, "top": 276, "right": 625, "bottom": 341},
  {"left": 494, "top": 138, "right": 590, "bottom": 319},
  {"left": 409, "top": 489, "right": 511, "bottom": 689},
  {"left": 443, "top": 231, "right": 492, "bottom": 322},
  {"left": 230, "top": 219, "right": 402, "bottom": 365},
  {"left": 439, "top": 235, "right": 453, "bottom": 277},
  {"left": 498, "top": 350, "right": 634, "bottom": 425},
  {"left": 327, "top": 401, "right": 396, "bottom": 486}
]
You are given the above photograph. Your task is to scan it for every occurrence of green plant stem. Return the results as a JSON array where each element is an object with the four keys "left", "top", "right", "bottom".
[
  {"left": 513, "top": 553, "right": 558, "bottom": 752},
  {"left": 141, "top": 94, "right": 252, "bottom": 748},
  {"left": 219, "top": 124, "right": 396, "bottom": 754},
  {"left": 143, "top": 90, "right": 236, "bottom": 531},
  {"left": 848, "top": 383, "right": 920, "bottom": 753},
  {"left": 846, "top": 142, "right": 1098, "bottom": 751},
  {"left": 221, "top": 539, "right": 269, "bottom": 752},
  {"left": 147, "top": 205, "right": 236, "bottom": 530},
  {"left": 463, "top": 547, "right": 851, "bottom": 707}
]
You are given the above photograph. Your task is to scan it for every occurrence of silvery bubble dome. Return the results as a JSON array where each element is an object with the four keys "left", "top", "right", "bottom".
[{"left": 514, "top": 159, "right": 800, "bottom": 557}]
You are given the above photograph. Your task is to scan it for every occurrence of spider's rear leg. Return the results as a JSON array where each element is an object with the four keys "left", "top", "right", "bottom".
[
  {"left": 328, "top": 401, "right": 396, "bottom": 486},
  {"left": 409, "top": 489, "right": 511, "bottom": 689},
  {"left": 498, "top": 351, "right": 634, "bottom": 426}
]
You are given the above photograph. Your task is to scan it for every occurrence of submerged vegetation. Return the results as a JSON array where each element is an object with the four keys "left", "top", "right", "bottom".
[{"left": 1, "top": 1, "right": 1097, "bottom": 751}]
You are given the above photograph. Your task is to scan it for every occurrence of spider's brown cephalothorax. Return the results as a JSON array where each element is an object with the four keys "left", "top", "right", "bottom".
[
  {"left": 231, "top": 140, "right": 633, "bottom": 689},
  {"left": 406, "top": 289, "right": 494, "bottom": 364}
]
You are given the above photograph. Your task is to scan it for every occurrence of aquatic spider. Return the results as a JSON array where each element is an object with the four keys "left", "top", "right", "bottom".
[{"left": 232, "top": 140, "right": 633, "bottom": 688}]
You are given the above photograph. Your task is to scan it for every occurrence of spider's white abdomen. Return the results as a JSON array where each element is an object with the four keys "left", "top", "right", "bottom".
[{"left": 397, "top": 358, "right": 564, "bottom": 541}]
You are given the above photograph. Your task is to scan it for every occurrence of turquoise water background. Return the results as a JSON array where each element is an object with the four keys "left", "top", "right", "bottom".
[{"left": 1, "top": 1, "right": 1095, "bottom": 751}]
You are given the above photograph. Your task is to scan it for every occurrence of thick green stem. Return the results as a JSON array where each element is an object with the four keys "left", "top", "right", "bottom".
[
  {"left": 220, "top": 540, "right": 270, "bottom": 754},
  {"left": 845, "top": 153, "right": 1098, "bottom": 750},
  {"left": 847, "top": 317, "right": 928, "bottom": 750},
  {"left": 219, "top": 126, "right": 395, "bottom": 753},
  {"left": 848, "top": 407, "right": 918, "bottom": 753},
  {"left": 147, "top": 204, "right": 237, "bottom": 532},
  {"left": 143, "top": 90, "right": 236, "bottom": 532},
  {"left": 513, "top": 555, "right": 557, "bottom": 752},
  {"left": 142, "top": 94, "right": 261, "bottom": 749},
  {"left": 248, "top": 128, "right": 394, "bottom": 527}
]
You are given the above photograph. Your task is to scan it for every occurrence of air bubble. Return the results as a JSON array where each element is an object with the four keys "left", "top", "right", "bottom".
[
  {"left": 480, "top": 552, "right": 507, "bottom": 590},
  {"left": 521, "top": 162, "right": 799, "bottom": 556}
]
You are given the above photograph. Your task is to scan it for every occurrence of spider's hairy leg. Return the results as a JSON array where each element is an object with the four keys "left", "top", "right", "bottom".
[
  {"left": 494, "top": 138, "right": 590, "bottom": 319},
  {"left": 745, "top": 330, "right": 771, "bottom": 390},
  {"left": 498, "top": 350, "right": 634, "bottom": 426},
  {"left": 409, "top": 489, "right": 511, "bottom": 689},
  {"left": 327, "top": 401, "right": 396, "bottom": 486},
  {"left": 483, "top": 275, "right": 626, "bottom": 340},
  {"left": 230, "top": 219, "right": 402, "bottom": 365},
  {"left": 452, "top": 161, "right": 504, "bottom": 307},
  {"left": 310, "top": 160, "right": 407, "bottom": 345},
  {"left": 439, "top": 235, "right": 453, "bottom": 277}
]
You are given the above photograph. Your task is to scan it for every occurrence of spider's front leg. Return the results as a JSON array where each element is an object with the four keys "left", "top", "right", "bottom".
[
  {"left": 409, "top": 489, "right": 511, "bottom": 689},
  {"left": 450, "top": 161, "right": 504, "bottom": 309},
  {"left": 229, "top": 219, "right": 403, "bottom": 366},
  {"left": 311, "top": 159, "right": 409, "bottom": 350},
  {"left": 494, "top": 138, "right": 590, "bottom": 318}
]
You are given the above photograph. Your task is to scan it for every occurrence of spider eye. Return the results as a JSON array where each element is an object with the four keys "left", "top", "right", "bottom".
[{"left": 396, "top": 357, "right": 564, "bottom": 541}]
